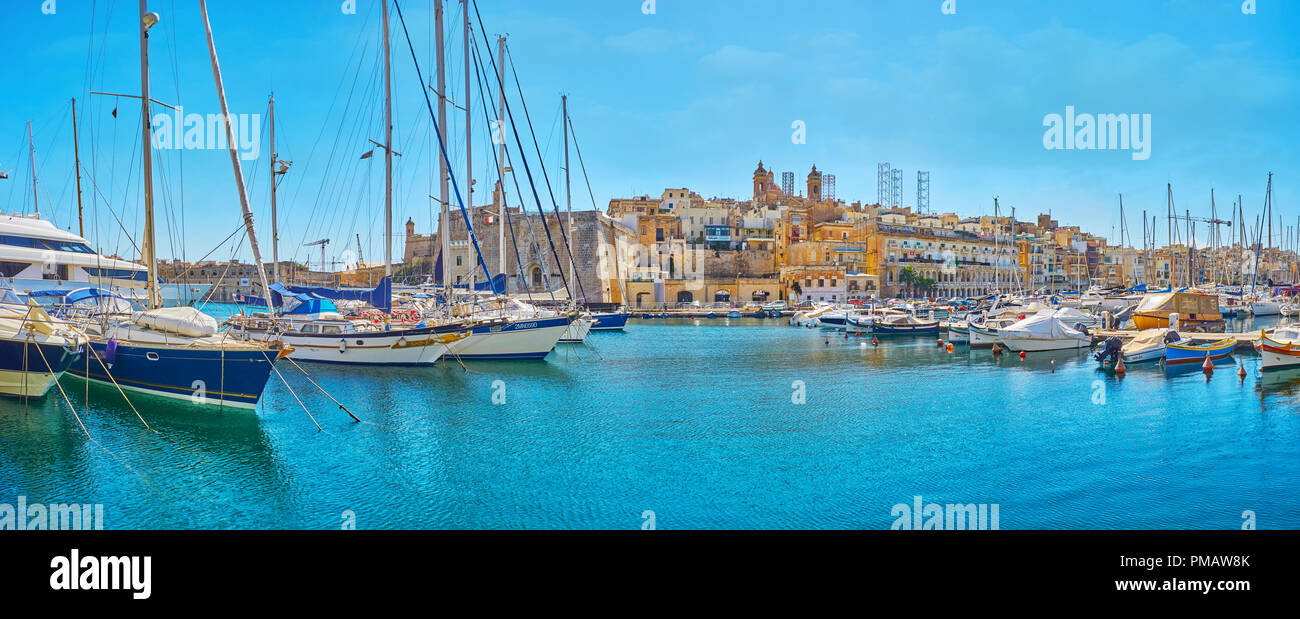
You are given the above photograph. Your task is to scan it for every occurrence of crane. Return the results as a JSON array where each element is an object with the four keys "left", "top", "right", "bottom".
[{"left": 304, "top": 238, "right": 330, "bottom": 272}]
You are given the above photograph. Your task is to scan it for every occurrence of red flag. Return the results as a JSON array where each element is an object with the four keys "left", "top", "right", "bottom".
[
  {"left": 359, "top": 149, "right": 374, "bottom": 160},
  {"left": 111, "top": 106, "right": 117, "bottom": 118}
]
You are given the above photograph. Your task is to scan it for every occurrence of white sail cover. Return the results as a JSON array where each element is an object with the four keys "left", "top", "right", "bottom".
[
  {"left": 134, "top": 306, "right": 219, "bottom": 338},
  {"left": 1051, "top": 307, "right": 1093, "bottom": 322},
  {"left": 1000, "top": 310, "right": 1087, "bottom": 341}
]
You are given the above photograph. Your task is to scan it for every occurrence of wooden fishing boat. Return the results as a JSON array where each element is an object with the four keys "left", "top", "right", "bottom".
[
  {"left": 869, "top": 314, "right": 941, "bottom": 335},
  {"left": 1257, "top": 327, "right": 1300, "bottom": 370},
  {"left": 1164, "top": 338, "right": 1236, "bottom": 365},
  {"left": 947, "top": 321, "right": 969, "bottom": 343}
]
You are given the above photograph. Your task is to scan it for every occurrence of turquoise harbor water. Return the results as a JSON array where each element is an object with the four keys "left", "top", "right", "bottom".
[{"left": 2, "top": 304, "right": 1299, "bottom": 529}]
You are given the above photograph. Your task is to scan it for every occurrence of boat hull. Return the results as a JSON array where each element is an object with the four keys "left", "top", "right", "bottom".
[
  {"left": 1131, "top": 312, "right": 1224, "bottom": 332},
  {"left": 1165, "top": 339, "right": 1236, "bottom": 365},
  {"left": 872, "top": 322, "right": 941, "bottom": 335},
  {"left": 999, "top": 336, "right": 1090, "bottom": 352},
  {"left": 590, "top": 312, "right": 629, "bottom": 331},
  {"left": 0, "top": 339, "right": 80, "bottom": 398},
  {"left": 1251, "top": 302, "right": 1281, "bottom": 316},
  {"left": 1258, "top": 337, "right": 1300, "bottom": 370},
  {"left": 947, "top": 324, "right": 969, "bottom": 343},
  {"left": 67, "top": 340, "right": 277, "bottom": 409},
  {"left": 453, "top": 316, "right": 571, "bottom": 360},
  {"left": 279, "top": 324, "right": 468, "bottom": 366},
  {"left": 560, "top": 318, "right": 593, "bottom": 343},
  {"left": 1121, "top": 346, "right": 1166, "bottom": 364},
  {"left": 968, "top": 325, "right": 1001, "bottom": 348}
]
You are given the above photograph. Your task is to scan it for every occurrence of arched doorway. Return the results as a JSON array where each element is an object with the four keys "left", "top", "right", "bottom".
[
  {"left": 676, "top": 291, "right": 694, "bottom": 304},
  {"left": 714, "top": 290, "right": 731, "bottom": 303},
  {"left": 635, "top": 292, "right": 650, "bottom": 308},
  {"left": 529, "top": 266, "right": 543, "bottom": 289}
]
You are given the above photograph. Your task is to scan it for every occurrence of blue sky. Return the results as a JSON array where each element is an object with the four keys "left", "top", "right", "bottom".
[{"left": 1, "top": 0, "right": 1296, "bottom": 268}]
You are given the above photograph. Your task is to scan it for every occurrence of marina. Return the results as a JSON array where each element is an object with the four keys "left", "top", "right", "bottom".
[
  {"left": 0, "top": 0, "right": 1296, "bottom": 542},
  {"left": 3, "top": 307, "right": 1300, "bottom": 530}
]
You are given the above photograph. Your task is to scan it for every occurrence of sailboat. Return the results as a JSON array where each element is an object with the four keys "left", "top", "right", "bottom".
[
  {"left": 61, "top": 1, "right": 285, "bottom": 409},
  {"left": 0, "top": 288, "right": 83, "bottom": 398}
]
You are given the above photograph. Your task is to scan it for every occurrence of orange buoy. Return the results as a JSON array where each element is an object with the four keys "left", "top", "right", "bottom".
[
  {"left": 872, "top": 336, "right": 879, "bottom": 347},
  {"left": 1018, "top": 350, "right": 1026, "bottom": 360},
  {"left": 1116, "top": 357, "right": 1126, "bottom": 374},
  {"left": 946, "top": 343, "right": 954, "bottom": 353},
  {"left": 992, "top": 344, "right": 1002, "bottom": 356},
  {"left": 1202, "top": 351, "right": 1214, "bottom": 373},
  {"left": 1238, "top": 363, "right": 1247, "bottom": 379}
]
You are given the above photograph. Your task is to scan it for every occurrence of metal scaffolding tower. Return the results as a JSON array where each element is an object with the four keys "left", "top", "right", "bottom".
[
  {"left": 877, "top": 162, "right": 890, "bottom": 206},
  {"left": 781, "top": 171, "right": 795, "bottom": 197},
  {"left": 890, "top": 168, "right": 903, "bottom": 207},
  {"left": 822, "top": 173, "right": 836, "bottom": 202},
  {"left": 916, "top": 171, "right": 930, "bottom": 214}
]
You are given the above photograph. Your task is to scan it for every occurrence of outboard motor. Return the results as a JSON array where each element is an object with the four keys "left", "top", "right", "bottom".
[
  {"left": 1094, "top": 336, "right": 1122, "bottom": 363},
  {"left": 1164, "top": 330, "right": 1182, "bottom": 344},
  {"left": 1074, "top": 322, "right": 1091, "bottom": 337}
]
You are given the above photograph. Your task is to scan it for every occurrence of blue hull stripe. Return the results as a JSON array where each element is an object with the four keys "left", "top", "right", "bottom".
[{"left": 455, "top": 351, "right": 551, "bottom": 360}]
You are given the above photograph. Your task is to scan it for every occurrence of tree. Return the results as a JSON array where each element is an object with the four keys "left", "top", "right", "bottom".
[
  {"left": 790, "top": 280, "right": 803, "bottom": 300},
  {"left": 898, "top": 266, "right": 919, "bottom": 298}
]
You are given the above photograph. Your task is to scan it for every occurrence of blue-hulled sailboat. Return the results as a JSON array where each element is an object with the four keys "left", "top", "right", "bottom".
[{"left": 58, "top": 2, "right": 285, "bottom": 410}]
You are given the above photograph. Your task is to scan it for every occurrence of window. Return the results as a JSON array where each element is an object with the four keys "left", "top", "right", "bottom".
[
  {"left": 455, "top": 256, "right": 463, "bottom": 266},
  {"left": 322, "top": 326, "right": 342, "bottom": 334},
  {"left": 300, "top": 324, "right": 320, "bottom": 334},
  {"left": 0, "top": 261, "right": 30, "bottom": 277}
]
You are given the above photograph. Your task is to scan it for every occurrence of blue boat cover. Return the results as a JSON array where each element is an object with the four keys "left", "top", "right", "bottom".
[
  {"left": 241, "top": 278, "right": 387, "bottom": 312},
  {"left": 452, "top": 273, "right": 506, "bottom": 293}
]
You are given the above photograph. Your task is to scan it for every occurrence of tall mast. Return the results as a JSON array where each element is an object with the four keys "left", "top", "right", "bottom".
[
  {"left": 383, "top": 0, "right": 393, "bottom": 284},
  {"left": 138, "top": 1, "right": 160, "bottom": 309},
  {"left": 992, "top": 197, "right": 999, "bottom": 293},
  {"left": 27, "top": 121, "right": 39, "bottom": 218},
  {"left": 435, "top": 0, "right": 450, "bottom": 294},
  {"left": 1118, "top": 193, "right": 1124, "bottom": 286},
  {"left": 496, "top": 35, "right": 507, "bottom": 291},
  {"left": 463, "top": 0, "right": 473, "bottom": 291},
  {"left": 199, "top": 0, "right": 273, "bottom": 311},
  {"left": 269, "top": 92, "right": 279, "bottom": 283},
  {"left": 72, "top": 99, "right": 85, "bottom": 236},
  {"left": 563, "top": 94, "right": 573, "bottom": 302}
]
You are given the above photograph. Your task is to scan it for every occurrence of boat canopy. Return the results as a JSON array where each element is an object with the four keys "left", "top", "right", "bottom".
[
  {"left": 1135, "top": 292, "right": 1219, "bottom": 314},
  {"left": 1130, "top": 328, "right": 1171, "bottom": 345},
  {"left": 25, "top": 287, "right": 136, "bottom": 313}
]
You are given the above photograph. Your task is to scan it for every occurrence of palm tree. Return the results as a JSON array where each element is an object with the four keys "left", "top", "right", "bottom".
[{"left": 898, "top": 266, "right": 918, "bottom": 298}]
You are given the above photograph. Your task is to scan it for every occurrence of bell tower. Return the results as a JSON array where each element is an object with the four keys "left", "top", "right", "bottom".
[
  {"left": 753, "top": 161, "right": 768, "bottom": 201},
  {"left": 807, "top": 165, "right": 822, "bottom": 202}
]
